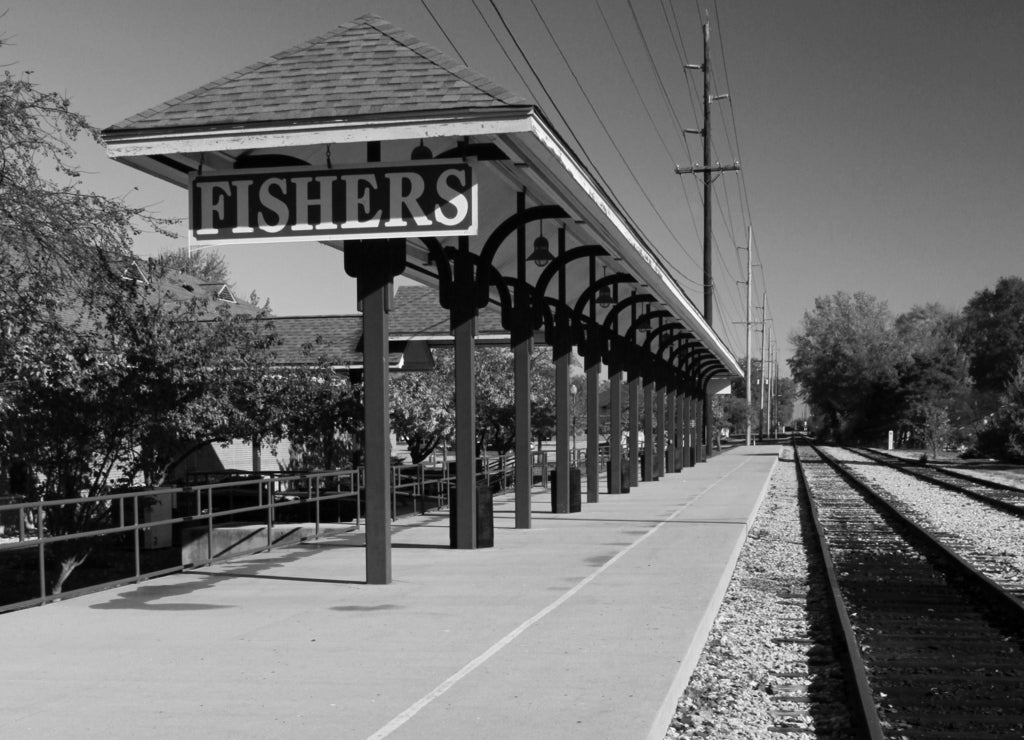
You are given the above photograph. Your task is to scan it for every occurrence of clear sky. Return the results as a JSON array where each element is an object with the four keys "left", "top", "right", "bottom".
[{"left": 4, "top": 0, "right": 1023, "bottom": 375}]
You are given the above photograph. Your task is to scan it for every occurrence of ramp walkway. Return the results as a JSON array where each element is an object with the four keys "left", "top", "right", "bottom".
[{"left": 1, "top": 445, "right": 780, "bottom": 740}]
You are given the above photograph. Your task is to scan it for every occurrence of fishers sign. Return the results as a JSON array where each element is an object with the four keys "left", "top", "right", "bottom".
[{"left": 189, "top": 160, "right": 476, "bottom": 246}]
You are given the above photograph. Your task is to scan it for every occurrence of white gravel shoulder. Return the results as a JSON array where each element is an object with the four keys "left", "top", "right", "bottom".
[
  {"left": 827, "top": 446, "right": 1024, "bottom": 585},
  {"left": 665, "top": 453, "right": 854, "bottom": 739}
]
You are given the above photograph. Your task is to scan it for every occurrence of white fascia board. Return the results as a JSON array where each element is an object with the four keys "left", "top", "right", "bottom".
[
  {"left": 523, "top": 115, "right": 742, "bottom": 378},
  {"left": 102, "top": 111, "right": 535, "bottom": 159}
]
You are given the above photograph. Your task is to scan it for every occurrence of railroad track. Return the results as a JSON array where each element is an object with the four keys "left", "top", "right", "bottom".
[
  {"left": 832, "top": 446, "right": 1024, "bottom": 604},
  {"left": 849, "top": 447, "right": 1024, "bottom": 518},
  {"left": 795, "top": 441, "right": 1024, "bottom": 739}
]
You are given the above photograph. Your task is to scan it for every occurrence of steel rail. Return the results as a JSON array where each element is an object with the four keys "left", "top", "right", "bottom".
[
  {"left": 816, "top": 444, "right": 1024, "bottom": 625},
  {"left": 793, "top": 442, "right": 885, "bottom": 740},
  {"left": 849, "top": 446, "right": 1024, "bottom": 518}
]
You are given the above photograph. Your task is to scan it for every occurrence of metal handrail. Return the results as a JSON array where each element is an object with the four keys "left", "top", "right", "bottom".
[
  {"left": 0, "top": 451, "right": 565, "bottom": 612},
  {"left": 0, "top": 468, "right": 362, "bottom": 612}
]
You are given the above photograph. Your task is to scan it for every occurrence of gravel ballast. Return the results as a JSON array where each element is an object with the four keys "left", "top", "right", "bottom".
[
  {"left": 665, "top": 452, "right": 855, "bottom": 739},
  {"left": 827, "top": 446, "right": 1024, "bottom": 590}
]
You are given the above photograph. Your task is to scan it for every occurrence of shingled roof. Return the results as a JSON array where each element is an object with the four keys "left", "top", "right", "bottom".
[
  {"left": 389, "top": 285, "right": 505, "bottom": 338},
  {"left": 106, "top": 13, "right": 529, "bottom": 134},
  {"left": 266, "top": 315, "right": 398, "bottom": 368}
]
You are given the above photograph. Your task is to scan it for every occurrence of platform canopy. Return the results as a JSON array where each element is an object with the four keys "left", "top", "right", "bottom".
[{"left": 101, "top": 13, "right": 742, "bottom": 386}]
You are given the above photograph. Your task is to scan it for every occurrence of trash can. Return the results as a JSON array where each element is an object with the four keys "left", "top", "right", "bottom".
[
  {"left": 606, "top": 458, "right": 630, "bottom": 493},
  {"left": 476, "top": 480, "right": 494, "bottom": 548},
  {"left": 448, "top": 477, "right": 494, "bottom": 548},
  {"left": 549, "top": 467, "right": 582, "bottom": 513}
]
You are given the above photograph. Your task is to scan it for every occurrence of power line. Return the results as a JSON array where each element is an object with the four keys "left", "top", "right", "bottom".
[
  {"left": 479, "top": 0, "right": 642, "bottom": 240},
  {"left": 593, "top": 0, "right": 703, "bottom": 277},
  {"left": 473, "top": 0, "right": 646, "bottom": 248},
  {"left": 526, "top": 0, "right": 705, "bottom": 287},
  {"left": 625, "top": 0, "right": 691, "bottom": 156},
  {"left": 421, "top": 0, "right": 468, "bottom": 66}
]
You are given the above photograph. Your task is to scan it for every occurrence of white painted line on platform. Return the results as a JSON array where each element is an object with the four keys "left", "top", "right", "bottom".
[{"left": 367, "top": 457, "right": 753, "bottom": 740}]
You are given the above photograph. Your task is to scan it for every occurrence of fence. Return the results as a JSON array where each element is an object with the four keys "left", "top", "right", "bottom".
[{"left": 0, "top": 451, "right": 557, "bottom": 613}]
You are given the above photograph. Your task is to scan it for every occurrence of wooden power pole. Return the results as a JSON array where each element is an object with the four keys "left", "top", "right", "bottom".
[
  {"left": 744, "top": 227, "right": 752, "bottom": 446},
  {"left": 676, "top": 19, "right": 740, "bottom": 456}
]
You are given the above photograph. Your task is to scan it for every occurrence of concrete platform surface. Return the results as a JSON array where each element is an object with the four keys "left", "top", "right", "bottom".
[{"left": 1, "top": 445, "right": 780, "bottom": 740}]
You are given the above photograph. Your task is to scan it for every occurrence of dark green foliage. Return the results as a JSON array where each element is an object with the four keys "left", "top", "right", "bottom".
[
  {"left": 961, "top": 277, "right": 1024, "bottom": 396},
  {"left": 788, "top": 292, "right": 905, "bottom": 442}
]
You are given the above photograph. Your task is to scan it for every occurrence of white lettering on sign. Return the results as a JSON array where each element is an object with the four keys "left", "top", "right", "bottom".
[
  {"left": 435, "top": 168, "right": 470, "bottom": 226},
  {"left": 189, "top": 160, "right": 476, "bottom": 246}
]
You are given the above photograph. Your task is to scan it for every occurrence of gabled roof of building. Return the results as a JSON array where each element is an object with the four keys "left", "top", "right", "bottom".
[
  {"left": 389, "top": 285, "right": 506, "bottom": 339},
  {"left": 265, "top": 286, "right": 509, "bottom": 370},
  {"left": 151, "top": 267, "right": 261, "bottom": 316},
  {"left": 106, "top": 13, "right": 528, "bottom": 134},
  {"left": 266, "top": 315, "right": 402, "bottom": 368}
]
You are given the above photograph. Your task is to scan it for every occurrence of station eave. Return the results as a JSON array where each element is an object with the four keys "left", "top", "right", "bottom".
[
  {"left": 99, "top": 12, "right": 742, "bottom": 383},
  {"left": 101, "top": 106, "right": 537, "bottom": 159}
]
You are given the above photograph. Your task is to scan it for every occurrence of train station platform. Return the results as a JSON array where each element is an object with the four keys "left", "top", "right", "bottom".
[{"left": 1, "top": 444, "right": 780, "bottom": 740}]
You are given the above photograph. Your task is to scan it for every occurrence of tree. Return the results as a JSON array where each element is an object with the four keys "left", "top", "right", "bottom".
[
  {"left": 961, "top": 277, "right": 1024, "bottom": 397},
  {"left": 390, "top": 351, "right": 456, "bottom": 464},
  {"left": 974, "top": 356, "right": 1024, "bottom": 461},
  {"left": 474, "top": 347, "right": 517, "bottom": 455},
  {"left": 389, "top": 345, "right": 559, "bottom": 463},
  {"left": 894, "top": 304, "right": 971, "bottom": 452},
  {"left": 0, "top": 58, "right": 296, "bottom": 592},
  {"left": 0, "top": 63, "right": 170, "bottom": 335},
  {"left": 788, "top": 292, "right": 904, "bottom": 442},
  {"left": 272, "top": 367, "right": 364, "bottom": 470},
  {"left": 773, "top": 377, "right": 797, "bottom": 430},
  {"left": 997, "top": 358, "right": 1024, "bottom": 460},
  {"left": 3, "top": 267, "right": 278, "bottom": 593},
  {"left": 151, "top": 247, "right": 231, "bottom": 285}
]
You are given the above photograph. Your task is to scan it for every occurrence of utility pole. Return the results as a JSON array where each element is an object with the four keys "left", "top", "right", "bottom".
[
  {"left": 766, "top": 335, "right": 774, "bottom": 438},
  {"left": 743, "top": 227, "right": 753, "bottom": 446},
  {"left": 677, "top": 18, "right": 739, "bottom": 457},
  {"left": 758, "top": 292, "right": 767, "bottom": 441},
  {"left": 677, "top": 21, "right": 740, "bottom": 326}
]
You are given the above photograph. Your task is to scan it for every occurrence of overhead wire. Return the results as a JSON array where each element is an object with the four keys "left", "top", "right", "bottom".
[
  {"left": 473, "top": 0, "right": 664, "bottom": 272},
  {"left": 525, "top": 0, "right": 706, "bottom": 289},
  {"left": 616, "top": 0, "right": 718, "bottom": 284},
  {"left": 421, "top": 0, "right": 468, "bottom": 66},
  {"left": 594, "top": 0, "right": 703, "bottom": 276},
  {"left": 479, "top": 0, "right": 660, "bottom": 260},
  {"left": 711, "top": 0, "right": 773, "bottom": 353},
  {"left": 447, "top": 0, "right": 760, "bottom": 358}
]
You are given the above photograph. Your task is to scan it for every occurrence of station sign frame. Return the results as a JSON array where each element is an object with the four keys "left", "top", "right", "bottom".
[{"left": 189, "top": 159, "right": 477, "bottom": 246}]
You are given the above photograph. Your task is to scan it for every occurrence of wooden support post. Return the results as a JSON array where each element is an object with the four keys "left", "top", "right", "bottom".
[
  {"left": 666, "top": 388, "right": 677, "bottom": 474},
  {"left": 696, "top": 390, "right": 707, "bottom": 463},
  {"left": 554, "top": 341, "right": 571, "bottom": 513},
  {"left": 451, "top": 242, "right": 478, "bottom": 549},
  {"left": 552, "top": 226, "right": 575, "bottom": 514},
  {"left": 344, "top": 238, "right": 405, "bottom": 585},
  {"left": 704, "top": 393, "right": 714, "bottom": 460},
  {"left": 643, "top": 374, "right": 655, "bottom": 481},
  {"left": 513, "top": 334, "right": 532, "bottom": 528},
  {"left": 628, "top": 371, "right": 640, "bottom": 488},
  {"left": 513, "top": 191, "right": 532, "bottom": 529},
  {"left": 608, "top": 360, "right": 622, "bottom": 494},
  {"left": 585, "top": 344, "right": 600, "bottom": 503},
  {"left": 655, "top": 383, "right": 666, "bottom": 479},
  {"left": 683, "top": 392, "right": 694, "bottom": 468},
  {"left": 675, "top": 390, "right": 685, "bottom": 472}
]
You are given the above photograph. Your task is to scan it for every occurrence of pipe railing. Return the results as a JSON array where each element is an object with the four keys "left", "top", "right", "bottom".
[{"left": 0, "top": 449, "right": 593, "bottom": 612}]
